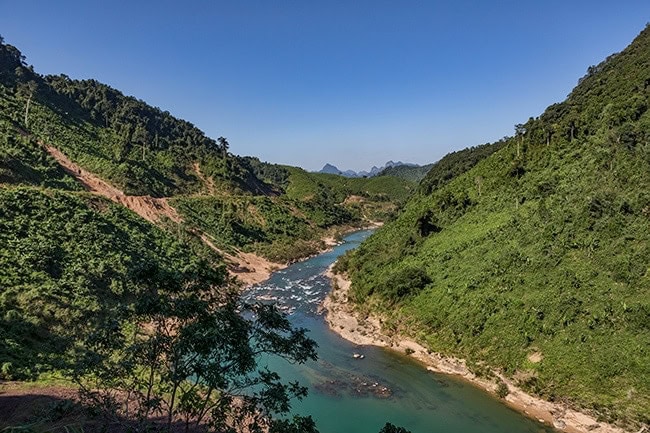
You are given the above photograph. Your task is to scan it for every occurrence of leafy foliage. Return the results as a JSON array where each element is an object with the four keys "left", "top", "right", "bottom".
[
  {"left": 340, "top": 25, "right": 650, "bottom": 428},
  {"left": 171, "top": 167, "right": 414, "bottom": 261},
  {"left": 172, "top": 194, "right": 324, "bottom": 262},
  {"left": 0, "top": 37, "right": 412, "bottom": 264},
  {"left": 379, "top": 163, "right": 435, "bottom": 183},
  {"left": 0, "top": 186, "right": 224, "bottom": 380},
  {"left": 418, "top": 140, "right": 505, "bottom": 195},
  {"left": 283, "top": 166, "right": 414, "bottom": 222},
  {"left": 0, "top": 109, "right": 80, "bottom": 190},
  {"left": 378, "top": 423, "right": 412, "bottom": 433},
  {"left": 75, "top": 283, "right": 317, "bottom": 432},
  {"left": 0, "top": 186, "right": 319, "bottom": 430}
]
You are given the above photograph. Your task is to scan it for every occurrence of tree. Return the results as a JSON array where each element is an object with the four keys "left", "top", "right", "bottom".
[
  {"left": 475, "top": 175, "right": 483, "bottom": 197},
  {"left": 133, "top": 122, "right": 149, "bottom": 161},
  {"left": 73, "top": 262, "right": 318, "bottom": 433},
  {"left": 514, "top": 123, "right": 526, "bottom": 158},
  {"left": 218, "top": 136, "right": 229, "bottom": 159},
  {"left": 379, "top": 423, "right": 412, "bottom": 433},
  {"left": 269, "top": 415, "right": 319, "bottom": 433},
  {"left": 18, "top": 80, "right": 38, "bottom": 127}
]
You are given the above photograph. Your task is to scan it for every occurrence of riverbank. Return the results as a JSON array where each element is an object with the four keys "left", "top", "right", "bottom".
[
  {"left": 323, "top": 267, "right": 629, "bottom": 433},
  {"left": 233, "top": 222, "right": 382, "bottom": 287}
]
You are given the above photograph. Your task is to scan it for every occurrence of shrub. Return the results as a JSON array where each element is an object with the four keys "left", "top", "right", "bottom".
[
  {"left": 496, "top": 381, "right": 509, "bottom": 399},
  {"left": 383, "top": 266, "right": 431, "bottom": 302}
]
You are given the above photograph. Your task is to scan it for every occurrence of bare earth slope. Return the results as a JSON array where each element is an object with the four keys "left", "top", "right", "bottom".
[
  {"left": 44, "top": 144, "right": 182, "bottom": 224},
  {"left": 43, "top": 143, "right": 282, "bottom": 285}
]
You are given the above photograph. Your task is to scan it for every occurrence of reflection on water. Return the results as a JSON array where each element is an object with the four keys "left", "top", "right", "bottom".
[{"left": 243, "top": 230, "right": 556, "bottom": 433}]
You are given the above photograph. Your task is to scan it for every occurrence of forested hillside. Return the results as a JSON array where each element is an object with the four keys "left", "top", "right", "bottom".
[
  {"left": 0, "top": 35, "right": 417, "bottom": 431},
  {"left": 0, "top": 185, "right": 323, "bottom": 431},
  {"left": 378, "top": 163, "right": 434, "bottom": 183},
  {"left": 336, "top": 25, "right": 650, "bottom": 429},
  {"left": 0, "top": 38, "right": 413, "bottom": 263}
]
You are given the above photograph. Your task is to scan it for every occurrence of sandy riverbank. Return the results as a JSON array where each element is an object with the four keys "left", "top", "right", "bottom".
[
  {"left": 323, "top": 267, "right": 630, "bottom": 433},
  {"left": 232, "top": 223, "right": 382, "bottom": 287}
]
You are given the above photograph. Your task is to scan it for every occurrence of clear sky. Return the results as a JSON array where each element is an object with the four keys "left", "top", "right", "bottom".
[{"left": 1, "top": 1, "right": 649, "bottom": 171}]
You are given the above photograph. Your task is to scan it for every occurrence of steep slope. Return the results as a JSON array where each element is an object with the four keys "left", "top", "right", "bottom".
[
  {"left": 417, "top": 140, "right": 506, "bottom": 193},
  {"left": 0, "top": 39, "right": 413, "bottom": 266},
  {"left": 0, "top": 186, "right": 226, "bottom": 380},
  {"left": 0, "top": 38, "right": 336, "bottom": 431},
  {"left": 336, "top": 25, "right": 650, "bottom": 428},
  {"left": 378, "top": 143, "right": 506, "bottom": 183},
  {"left": 378, "top": 163, "right": 434, "bottom": 182},
  {"left": 44, "top": 143, "right": 182, "bottom": 224}
]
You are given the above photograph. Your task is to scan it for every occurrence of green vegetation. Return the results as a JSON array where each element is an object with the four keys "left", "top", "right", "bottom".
[
  {"left": 171, "top": 167, "right": 413, "bottom": 261},
  {"left": 496, "top": 381, "right": 509, "bottom": 399},
  {"left": 0, "top": 38, "right": 413, "bottom": 264},
  {"left": 378, "top": 423, "right": 412, "bottom": 433},
  {"left": 0, "top": 186, "right": 318, "bottom": 431},
  {"left": 338, "top": 25, "right": 650, "bottom": 428},
  {"left": 379, "top": 163, "right": 434, "bottom": 183},
  {"left": 0, "top": 35, "right": 416, "bottom": 432},
  {"left": 418, "top": 140, "right": 505, "bottom": 194},
  {"left": 172, "top": 194, "right": 323, "bottom": 262},
  {"left": 283, "top": 166, "right": 413, "bottom": 223},
  {"left": 0, "top": 111, "right": 81, "bottom": 191}
]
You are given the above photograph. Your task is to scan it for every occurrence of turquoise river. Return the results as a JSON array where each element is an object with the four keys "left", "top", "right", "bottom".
[{"left": 243, "top": 230, "right": 556, "bottom": 433}]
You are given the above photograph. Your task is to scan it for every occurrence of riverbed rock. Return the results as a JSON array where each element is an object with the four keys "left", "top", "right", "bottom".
[{"left": 553, "top": 419, "right": 567, "bottom": 430}]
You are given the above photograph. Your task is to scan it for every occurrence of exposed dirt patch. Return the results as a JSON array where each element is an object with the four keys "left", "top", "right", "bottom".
[
  {"left": 192, "top": 161, "right": 216, "bottom": 195},
  {"left": 0, "top": 383, "right": 81, "bottom": 429},
  {"left": 198, "top": 233, "right": 284, "bottom": 286},
  {"left": 527, "top": 351, "right": 544, "bottom": 363},
  {"left": 0, "top": 382, "right": 77, "bottom": 409},
  {"left": 44, "top": 144, "right": 182, "bottom": 224},
  {"left": 0, "top": 382, "right": 223, "bottom": 433},
  {"left": 342, "top": 194, "right": 365, "bottom": 205}
]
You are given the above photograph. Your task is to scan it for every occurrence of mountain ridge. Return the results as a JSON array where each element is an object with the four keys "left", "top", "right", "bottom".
[
  {"left": 0, "top": 37, "right": 414, "bottom": 266},
  {"left": 318, "top": 160, "right": 418, "bottom": 178}
]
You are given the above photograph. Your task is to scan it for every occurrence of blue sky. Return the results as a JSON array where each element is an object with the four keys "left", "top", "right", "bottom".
[{"left": 2, "top": 1, "right": 649, "bottom": 171}]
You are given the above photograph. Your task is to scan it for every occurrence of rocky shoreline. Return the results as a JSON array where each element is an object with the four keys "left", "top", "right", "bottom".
[
  {"left": 235, "top": 223, "right": 382, "bottom": 287},
  {"left": 322, "top": 266, "right": 630, "bottom": 433}
]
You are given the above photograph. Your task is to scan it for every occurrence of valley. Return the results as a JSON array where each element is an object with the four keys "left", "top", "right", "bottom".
[{"left": 1, "top": 19, "right": 649, "bottom": 433}]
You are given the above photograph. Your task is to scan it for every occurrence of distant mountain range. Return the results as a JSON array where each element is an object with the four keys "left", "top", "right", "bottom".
[{"left": 318, "top": 160, "right": 418, "bottom": 178}]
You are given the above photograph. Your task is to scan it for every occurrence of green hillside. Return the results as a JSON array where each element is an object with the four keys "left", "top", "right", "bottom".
[
  {"left": 0, "top": 36, "right": 418, "bottom": 430},
  {"left": 0, "top": 186, "right": 223, "bottom": 379},
  {"left": 170, "top": 166, "right": 413, "bottom": 262},
  {"left": 0, "top": 42, "right": 273, "bottom": 197},
  {"left": 379, "top": 163, "right": 434, "bottom": 183},
  {"left": 337, "top": 26, "right": 650, "bottom": 428},
  {"left": 0, "top": 39, "right": 413, "bottom": 263},
  {"left": 378, "top": 141, "right": 505, "bottom": 184}
]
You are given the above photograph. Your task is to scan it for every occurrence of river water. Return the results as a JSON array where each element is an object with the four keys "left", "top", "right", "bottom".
[{"left": 243, "top": 230, "right": 555, "bottom": 433}]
